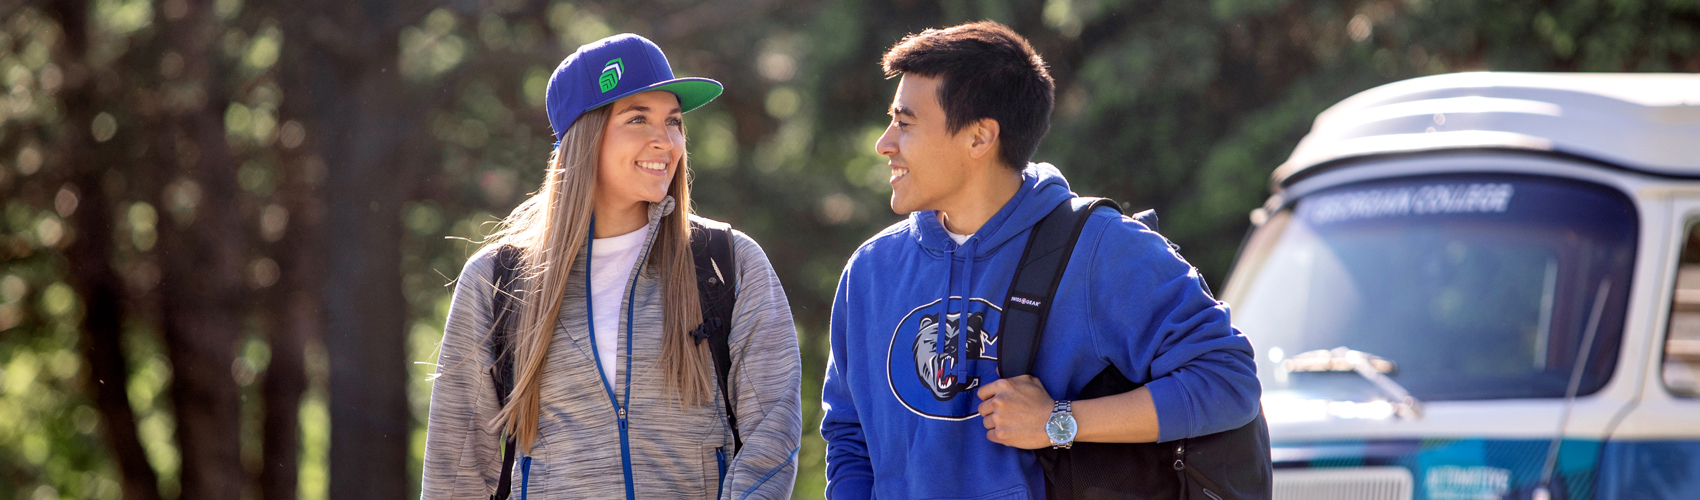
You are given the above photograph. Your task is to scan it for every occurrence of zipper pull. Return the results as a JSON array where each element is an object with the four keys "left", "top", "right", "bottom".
[
  {"left": 715, "top": 447, "right": 728, "bottom": 497},
  {"left": 618, "top": 408, "right": 628, "bottom": 430}
]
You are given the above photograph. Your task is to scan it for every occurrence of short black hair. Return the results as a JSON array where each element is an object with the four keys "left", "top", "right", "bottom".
[{"left": 881, "top": 21, "right": 1054, "bottom": 170}]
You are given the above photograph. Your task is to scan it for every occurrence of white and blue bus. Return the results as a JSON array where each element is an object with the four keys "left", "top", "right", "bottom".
[{"left": 1221, "top": 72, "right": 1700, "bottom": 500}]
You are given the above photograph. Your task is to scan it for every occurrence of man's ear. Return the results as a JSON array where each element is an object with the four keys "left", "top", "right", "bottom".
[{"left": 964, "top": 118, "right": 1000, "bottom": 161}]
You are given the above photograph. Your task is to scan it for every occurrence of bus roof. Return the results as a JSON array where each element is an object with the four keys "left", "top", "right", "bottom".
[{"left": 1272, "top": 72, "right": 1700, "bottom": 188}]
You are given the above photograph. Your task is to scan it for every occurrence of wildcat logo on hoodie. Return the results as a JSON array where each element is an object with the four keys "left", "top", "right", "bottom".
[{"left": 886, "top": 297, "right": 1002, "bottom": 420}]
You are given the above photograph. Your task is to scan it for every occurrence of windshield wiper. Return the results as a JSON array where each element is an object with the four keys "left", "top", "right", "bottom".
[{"left": 1282, "top": 347, "right": 1424, "bottom": 420}]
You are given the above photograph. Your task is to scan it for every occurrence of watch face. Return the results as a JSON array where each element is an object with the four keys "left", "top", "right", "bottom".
[{"left": 1046, "top": 413, "right": 1077, "bottom": 443}]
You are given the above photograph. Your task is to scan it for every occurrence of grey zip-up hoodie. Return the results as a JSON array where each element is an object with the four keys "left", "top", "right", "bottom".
[{"left": 422, "top": 198, "right": 802, "bottom": 499}]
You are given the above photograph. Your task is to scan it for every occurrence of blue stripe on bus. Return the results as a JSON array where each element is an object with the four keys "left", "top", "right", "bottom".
[{"left": 1273, "top": 438, "right": 1603, "bottom": 498}]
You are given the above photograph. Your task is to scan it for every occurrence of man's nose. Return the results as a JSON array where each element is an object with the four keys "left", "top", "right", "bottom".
[{"left": 875, "top": 124, "right": 898, "bottom": 156}]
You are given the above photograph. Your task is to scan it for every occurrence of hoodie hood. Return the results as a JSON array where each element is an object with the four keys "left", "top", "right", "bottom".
[{"left": 909, "top": 162, "right": 1075, "bottom": 258}]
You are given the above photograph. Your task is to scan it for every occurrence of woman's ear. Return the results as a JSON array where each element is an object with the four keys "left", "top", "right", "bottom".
[{"left": 965, "top": 118, "right": 1000, "bottom": 161}]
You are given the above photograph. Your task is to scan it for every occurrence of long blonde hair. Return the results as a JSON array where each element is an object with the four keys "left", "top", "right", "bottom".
[{"left": 486, "top": 105, "right": 711, "bottom": 453}]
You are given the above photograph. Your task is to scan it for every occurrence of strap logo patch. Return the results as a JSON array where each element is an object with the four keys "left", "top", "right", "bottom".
[{"left": 1011, "top": 296, "right": 1042, "bottom": 308}]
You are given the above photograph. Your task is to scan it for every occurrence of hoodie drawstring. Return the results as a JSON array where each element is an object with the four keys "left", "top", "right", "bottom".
[
  {"left": 938, "top": 235, "right": 957, "bottom": 378},
  {"left": 958, "top": 238, "right": 978, "bottom": 387},
  {"left": 935, "top": 231, "right": 982, "bottom": 393}
]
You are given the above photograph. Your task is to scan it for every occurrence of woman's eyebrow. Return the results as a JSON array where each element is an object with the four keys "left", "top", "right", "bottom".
[{"left": 613, "top": 104, "right": 684, "bottom": 115}]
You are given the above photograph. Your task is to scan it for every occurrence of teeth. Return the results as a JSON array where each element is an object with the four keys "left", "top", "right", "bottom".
[
  {"left": 637, "top": 161, "right": 667, "bottom": 171},
  {"left": 890, "top": 167, "right": 908, "bottom": 182}
]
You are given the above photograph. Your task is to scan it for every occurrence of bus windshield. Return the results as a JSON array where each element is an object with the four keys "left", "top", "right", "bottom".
[{"left": 1223, "top": 174, "right": 1637, "bottom": 404}]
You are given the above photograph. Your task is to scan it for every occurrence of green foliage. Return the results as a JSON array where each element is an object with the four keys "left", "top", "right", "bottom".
[
  {"left": 0, "top": 332, "right": 122, "bottom": 500},
  {"left": 1, "top": 0, "right": 1697, "bottom": 499}
]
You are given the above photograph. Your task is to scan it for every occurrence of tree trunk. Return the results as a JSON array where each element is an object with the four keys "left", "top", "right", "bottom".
[
  {"left": 323, "top": 176, "right": 413, "bottom": 500},
  {"left": 279, "top": 3, "right": 430, "bottom": 497},
  {"left": 258, "top": 269, "right": 311, "bottom": 500},
  {"left": 43, "top": 1, "right": 163, "bottom": 498},
  {"left": 155, "top": 1, "right": 248, "bottom": 497},
  {"left": 258, "top": 82, "right": 327, "bottom": 500}
]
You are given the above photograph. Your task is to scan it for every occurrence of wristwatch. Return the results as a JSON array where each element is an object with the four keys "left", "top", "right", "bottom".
[{"left": 1045, "top": 400, "right": 1077, "bottom": 449}]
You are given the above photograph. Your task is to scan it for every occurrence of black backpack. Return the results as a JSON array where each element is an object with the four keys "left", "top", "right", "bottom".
[
  {"left": 484, "top": 218, "right": 742, "bottom": 500},
  {"left": 997, "top": 197, "right": 1273, "bottom": 500}
]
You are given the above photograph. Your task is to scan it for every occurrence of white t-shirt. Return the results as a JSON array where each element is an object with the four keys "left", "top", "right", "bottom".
[
  {"left": 946, "top": 228, "right": 971, "bottom": 245},
  {"left": 588, "top": 223, "right": 654, "bottom": 384},
  {"left": 940, "top": 212, "right": 972, "bottom": 245}
]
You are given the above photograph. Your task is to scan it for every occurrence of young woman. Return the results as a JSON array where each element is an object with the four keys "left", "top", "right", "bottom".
[{"left": 421, "top": 34, "right": 802, "bottom": 499}]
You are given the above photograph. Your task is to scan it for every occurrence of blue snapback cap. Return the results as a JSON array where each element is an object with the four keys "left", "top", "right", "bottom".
[{"left": 545, "top": 34, "right": 723, "bottom": 140}]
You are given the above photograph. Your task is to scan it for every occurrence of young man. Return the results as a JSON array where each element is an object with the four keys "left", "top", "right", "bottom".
[{"left": 820, "top": 21, "right": 1260, "bottom": 499}]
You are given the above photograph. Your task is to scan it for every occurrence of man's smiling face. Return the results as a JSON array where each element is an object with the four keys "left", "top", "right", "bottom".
[{"left": 876, "top": 74, "right": 972, "bottom": 215}]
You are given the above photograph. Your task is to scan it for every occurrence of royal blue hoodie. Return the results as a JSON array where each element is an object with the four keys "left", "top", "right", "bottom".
[{"left": 821, "top": 164, "right": 1261, "bottom": 500}]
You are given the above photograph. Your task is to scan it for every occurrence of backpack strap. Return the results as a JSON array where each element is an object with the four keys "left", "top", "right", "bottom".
[
  {"left": 994, "top": 202, "right": 1270, "bottom": 499},
  {"left": 689, "top": 218, "right": 743, "bottom": 454},
  {"left": 488, "top": 245, "right": 522, "bottom": 500},
  {"left": 487, "top": 220, "right": 744, "bottom": 498},
  {"left": 997, "top": 197, "right": 1121, "bottom": 378},
  {"left": 1129, "top": 209, "right": 1158, "bottom": 232}
]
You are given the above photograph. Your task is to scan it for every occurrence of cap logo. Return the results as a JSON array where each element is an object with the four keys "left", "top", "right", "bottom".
[{"left": 598, "top": 58, "right": 624, "bottom": 93}]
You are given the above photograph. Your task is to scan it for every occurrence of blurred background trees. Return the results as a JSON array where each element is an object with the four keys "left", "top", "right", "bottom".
[{"left": 0, "top": 0, "right": 1694, "bottom": 498}]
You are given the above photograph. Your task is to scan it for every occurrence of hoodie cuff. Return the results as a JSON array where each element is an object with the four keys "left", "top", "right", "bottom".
[
  {"left": 826, "top": 475, "right": 873, "bottom": 500},
  {"left": 1147, "top": 375, "right": 1195, "bottom": 443}
]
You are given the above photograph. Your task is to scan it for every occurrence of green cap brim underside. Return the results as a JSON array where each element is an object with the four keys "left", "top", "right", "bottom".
[{"left": 649, "top": 78, "right": 724, "bottom": 113}]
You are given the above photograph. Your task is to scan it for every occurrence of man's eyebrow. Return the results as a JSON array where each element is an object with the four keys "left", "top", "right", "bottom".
[{"left": 889, "top": 104, "right": 916, "bottom": 118}]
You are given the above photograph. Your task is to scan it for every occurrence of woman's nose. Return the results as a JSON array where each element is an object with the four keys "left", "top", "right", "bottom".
[{"left": 651, "top": 126, "right": 677, "bottom": 151}]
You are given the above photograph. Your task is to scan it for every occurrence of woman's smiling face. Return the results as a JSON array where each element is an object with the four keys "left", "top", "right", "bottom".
[{"left": 596, "top": 90, "right": 685, "bottom": 210}]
